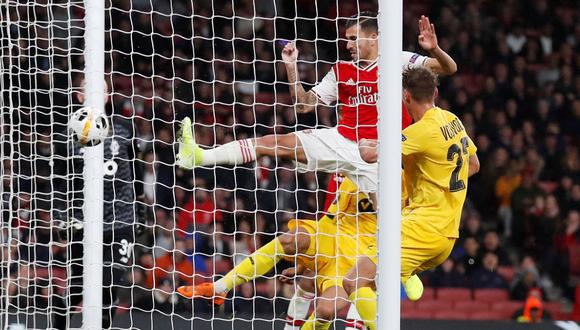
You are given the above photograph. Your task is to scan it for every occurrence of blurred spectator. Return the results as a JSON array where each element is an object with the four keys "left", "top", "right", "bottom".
[
  {"left": 510, "top": 256, "right": 547, "bottom": 301},
  {"left": 511, "top": 170, "right": 544, "bottom": 246},
  {"left": 557, "top": 210, "right": 580, "bottom": 250},
  {"left": 428, "top": 259, "right": 466, "bottom": 288},
  {"left": 471, "top": 252, "right": 509, "bottom": 289},
  {"left": 153, "top": 278, "right": 179, "bottom": 313},
  {"left": 482, "top": 231, "right": 512, "bottom": 266},
  {"left": 513, "top": 289, "right": 552, "bottom": 322},
  {"left": 146, "top": 239, "right": 196, "bottom": 289},
  {"left": 232, "top": 218, "right": 256, "bottom": 265},
  {"left": 458, "top": 237, "right": 481, "bottom": 276},
  {"left": 495, "top": 160, "right": 522, "bottom": 237},
  {"left": 459, "top": 212, "right": 484, "bottom": 242},
  {"left": 177, "top": 188, "right": 223, "bottom": 234}
]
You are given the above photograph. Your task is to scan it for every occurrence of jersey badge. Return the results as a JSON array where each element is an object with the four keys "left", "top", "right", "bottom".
[{"left": 410, "top": 53, "right": 419, "bottom": 63}]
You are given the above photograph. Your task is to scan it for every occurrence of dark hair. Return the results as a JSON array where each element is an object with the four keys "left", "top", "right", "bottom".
[
  {"left": 345, "top": 11, "right": 378, "bottom": 33},
  {"left": 402, "top": 67, "right": 438, "bottom": 102}
]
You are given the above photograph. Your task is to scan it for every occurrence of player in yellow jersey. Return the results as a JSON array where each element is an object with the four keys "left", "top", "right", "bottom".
[
  {"left": 343, "top": 66, "right": 480, "bottom": 330},
  {"left": 177, "top": 177, "right": 377, "bottom": 330}
]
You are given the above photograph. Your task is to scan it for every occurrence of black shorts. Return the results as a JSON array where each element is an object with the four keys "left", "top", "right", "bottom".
[{"left": 69, "top": 226, "right": 135, "bottom": 287}]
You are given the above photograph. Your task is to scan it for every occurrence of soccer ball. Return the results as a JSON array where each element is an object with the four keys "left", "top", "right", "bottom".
[{"left": 69, "top": 107, "right": 110, "bottom": 146}]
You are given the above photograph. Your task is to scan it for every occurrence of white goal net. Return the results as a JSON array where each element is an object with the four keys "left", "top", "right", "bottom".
[{"left": 1, "top": 0, "right": 388, "bottom": 329}]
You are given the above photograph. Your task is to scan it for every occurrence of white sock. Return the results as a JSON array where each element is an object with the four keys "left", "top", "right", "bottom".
[
  {"left": 213, "top": 278, "right": 228, "bottom": 294},
  {"left": 284, "top": 285, "right": 314, "bottom": 330},
  {"left": 345, "top": 303, "right": 364, "bottom": 330},
  {"left": 201, "top": 139, "right": 256, "bottom": 166}
]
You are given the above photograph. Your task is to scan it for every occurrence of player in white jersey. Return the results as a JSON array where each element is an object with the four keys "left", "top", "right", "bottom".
[{"left": 176, "top": 14, "right": 456, "bottom": 196}]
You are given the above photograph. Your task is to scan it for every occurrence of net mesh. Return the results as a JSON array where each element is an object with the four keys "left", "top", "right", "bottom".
[{"left": 1, "top": 0, "right": 380, "bottom": 329}]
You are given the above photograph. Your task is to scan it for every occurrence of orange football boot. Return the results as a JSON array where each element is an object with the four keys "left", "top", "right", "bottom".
[{"left": 177, "top": 283, "right": 226, "bottom": 306}]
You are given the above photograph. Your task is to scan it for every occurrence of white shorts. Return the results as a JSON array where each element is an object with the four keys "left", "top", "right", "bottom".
[{"left": 294, "top": 128, "right": 378, "bottom": 192}]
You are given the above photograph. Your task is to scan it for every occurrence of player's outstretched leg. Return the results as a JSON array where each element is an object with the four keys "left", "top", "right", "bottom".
[
  {"left": 177, "top": 226, "right": 311, "bottom": 304},
  {"left": 177, "top": 238, "right": 284, "bottom": 304},
  {"left": 176, "top": 117, "right": 306, "bottom": 168}
]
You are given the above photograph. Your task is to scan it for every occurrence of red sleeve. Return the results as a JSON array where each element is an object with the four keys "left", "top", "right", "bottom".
[
  {"left": 323, "top": 173, "right": 339, "bottom": 212},
  {"left": 177, "top": 197, "right": 194, "bottom": 232},
  {"left": 402, "top": 103, "right": 413, "bottom": 129}
]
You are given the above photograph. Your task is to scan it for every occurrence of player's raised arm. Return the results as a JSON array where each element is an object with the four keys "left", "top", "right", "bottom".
[
  {"left": 468, "top": 153, "right": 480, "bottom": 177},
  {"left": 282, "top": 42, "right": 318, "bottom": 113},
  {"left": 418, "top": 15, "right": 457, "bottom": 75}
]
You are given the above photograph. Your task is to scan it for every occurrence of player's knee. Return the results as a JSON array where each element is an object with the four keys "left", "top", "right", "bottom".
[
  {"left": 315, "top": 301, "right": 336, "bottom": 321},
  {"left": 342, "top": 276, "right": 357, "bottom": 296},
  {"left": 343, "top": 270, "right": 372, "bottom": 295},
  {"left": 294, "top": 229, "right": 311, "bottom": 253},
  {"left": 279, "top": 232, "right": 298, "bottom": 254}
]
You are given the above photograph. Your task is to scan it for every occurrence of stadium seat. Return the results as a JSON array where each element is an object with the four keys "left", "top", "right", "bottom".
[
  {"left": 401, "top": 299, "right": 417, "bottom": 311},
  {"left": 469, "top": 310, "right": 508, "bottom": 320},
  {"left": 417, "top": 300, "right": 453, "bottom": 311},
  {"left": 474, "top": 288, "right": 509, "bottom": 302},
  {"left": 422, "top": 287, "right": 435, "bottom": 300},
  {"left": 436, "top": 288, "right": 472, "bottom": 301},
  {"left": 497, "top": 266, "right": 515, "bottom": 283},
  {"left": 553, "top": 311, "right": 573, "bottom": 321},
  {"left": 402, "top": 310, "right": 433, "bottom": 319},
  {"left": 490, "top": 301, "right": 522, "bottom": 318},
  {"left": 454, "top": 300, "right": 489, "bottom": 311},
  {"left": 433, "top": 310, "right": 468, "bottom": 320},
  {"left": 543, "top": 301, "right": 562, "bottom": 317}
]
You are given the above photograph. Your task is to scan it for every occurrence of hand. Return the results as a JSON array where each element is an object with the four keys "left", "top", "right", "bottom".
[
  {"left": 280, "top": 265, "right": 305, "bottom": 284},
  {"left": 418, "top": 15, "right": 438, "bottom": 52},
  {"left": 281, "top": 42, "right": 299, "bottom": 64}
]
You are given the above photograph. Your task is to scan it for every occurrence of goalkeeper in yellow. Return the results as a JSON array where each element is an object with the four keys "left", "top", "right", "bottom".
[
  {"left": 177, "top": 176, "right": 377, "bottom": 330},
  {"left": 343, "top": 66, "right": 480, "bottom": 330}
]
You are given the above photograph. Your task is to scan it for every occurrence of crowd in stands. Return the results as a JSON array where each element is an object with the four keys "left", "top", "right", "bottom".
[{"left": 1, "top": 0, "right": 579, "bottom": 322}]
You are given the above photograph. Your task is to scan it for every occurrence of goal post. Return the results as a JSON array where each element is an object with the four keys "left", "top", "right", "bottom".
[
  {"left": 82, "top": 0, "right": 105, "bottom": 328},
  {"left": 376, "top": 0, "right": 402, "bottom": 328}
]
